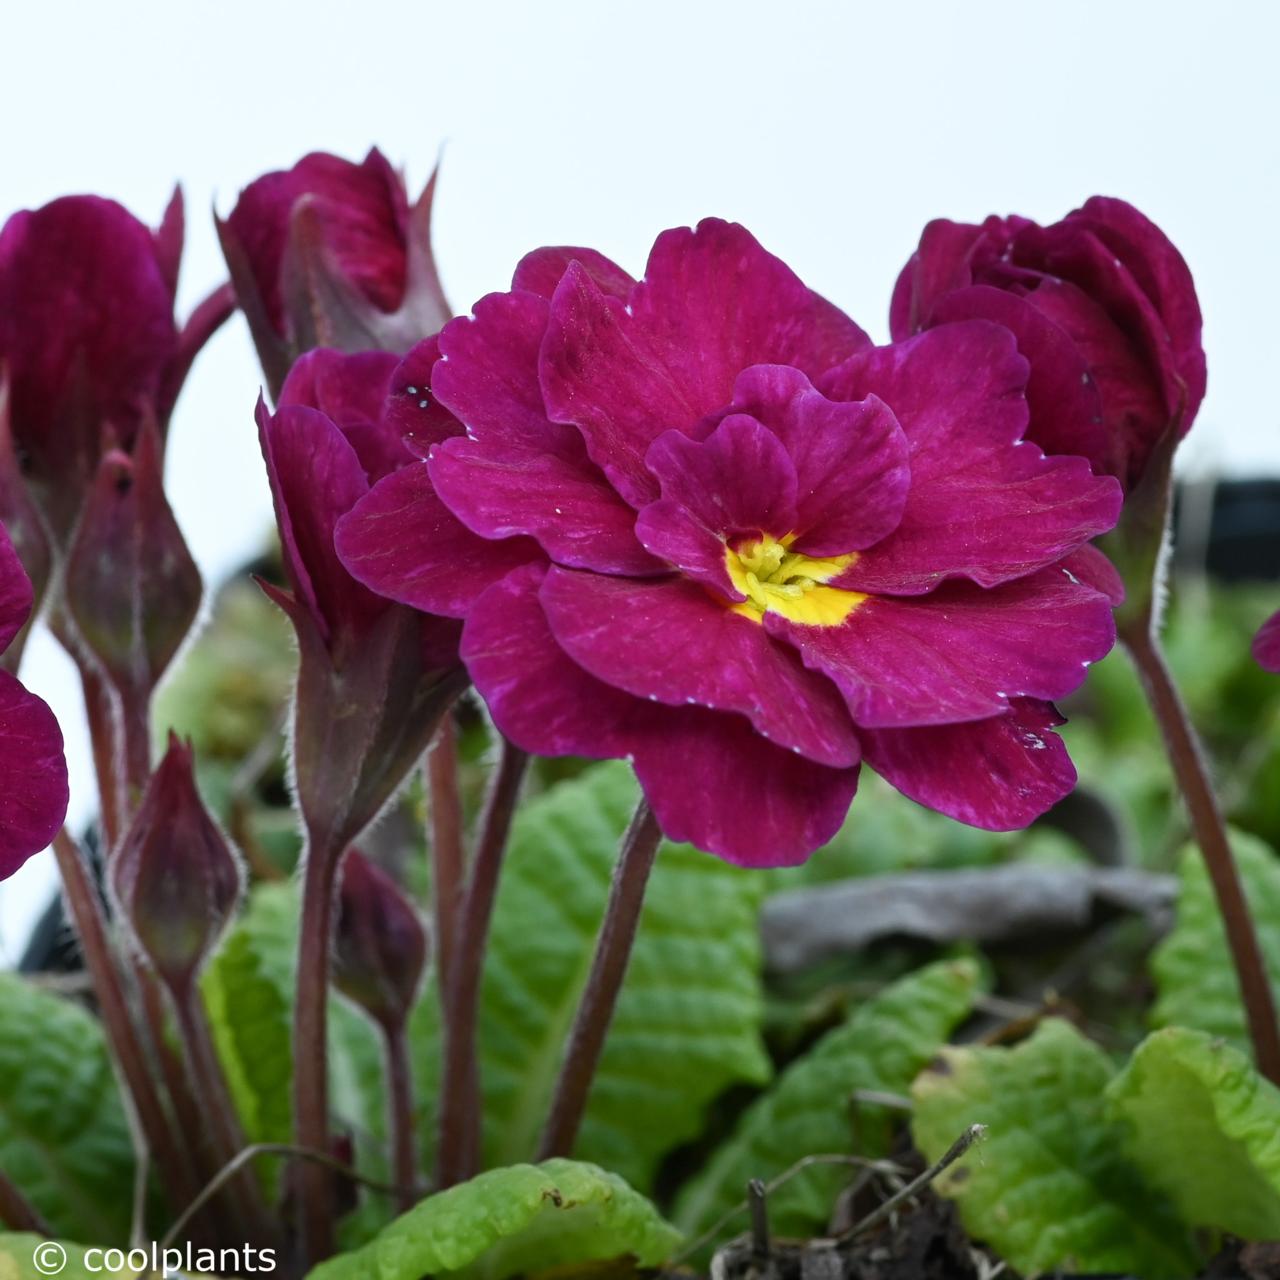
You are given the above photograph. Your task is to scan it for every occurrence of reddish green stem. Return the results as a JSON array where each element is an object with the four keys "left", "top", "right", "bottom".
[
  {"left": 293, "top": 836, "right": 342, "bottom": 1263},
  {"left": 51, "top": 830, "right": 201, "bottom": 1211},
  {"left": 538, "top": 801, "right": 662, "bottom": 1159},
  {"left": 435, "top": 740, "right": 528, "bottom": 1189},
  {"left": 1123, "top": 620, "right": 1280, "bottom": 1084},
  {"left": 427, "top": 715, "right": 464, "bottom": 1008},
  {"left": 384, "top": 1024, "right": 418, "bottom": 1212}
]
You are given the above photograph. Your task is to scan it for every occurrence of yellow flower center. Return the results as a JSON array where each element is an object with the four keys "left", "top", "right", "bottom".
[{"left": 725, "top": 533, "right": 865, "bottom": 627}]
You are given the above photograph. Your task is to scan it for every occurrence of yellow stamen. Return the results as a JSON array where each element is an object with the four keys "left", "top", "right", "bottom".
[{"left": 725, "top": 533, "right": 865, "bottom": 627}]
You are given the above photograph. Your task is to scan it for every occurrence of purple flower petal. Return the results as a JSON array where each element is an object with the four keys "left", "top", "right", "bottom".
[
  {"left": 462, "top": 564, "right": 859, "bottom": 866},
  {"left": 258, "top": 400, "right": 385, "bottom": 644},
  {"left": 540, "top": 220, "right": 869, "bottom": 506},
  {"left": 860, "top": 699, "right": 1075, "bottom": 830},
  {"left": 820, "top": 323, "right": 1122, "bottom": 593},
  {"left": 429, "top": 435, "right": 660, "bottom": 575},
  {"left": 336, "top": 462, "right": 543, "bottom": 618},
  {"left": 0, "top": 670, "right": 68, "bottom": 879},
  {"left": 643, "top": 413, "right": 799, "bottom": 547},
  {"left": 927, "top": 284, "right": 1115, "bottom": 477},
  {"left": 0, "top": 528, "right": 33, "bottom": 652},
  {"left": 512, "top": 246, "right": 635, "bottom": 301},
  {"left": 429, "top": 292, "right": 661, "bottom": 572},
  {"left": 630, "top": 712, "right": 860, "bottom": 868},
  {"left": 1254, "top": 611, "right": 1280, "bottom": 674},
  {"left": 725, "top": 366, "right": 910, "bottom": 555},
  {"left": 539, "top": 567, "right": 861, "bottom": 767},
  {"left": 383, "top": 336, "right": 464, "bottom": 460},
  {"left": 279, "top": 348, "right": 409, "bottom": 482},
  {"left": 768, "top": 565, "right": 1115, "bottom": 728}
]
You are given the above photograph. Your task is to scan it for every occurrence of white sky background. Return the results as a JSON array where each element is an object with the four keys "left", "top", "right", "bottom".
[{"left": 2, "top": 0, "right": 1278, "bottom": 961}]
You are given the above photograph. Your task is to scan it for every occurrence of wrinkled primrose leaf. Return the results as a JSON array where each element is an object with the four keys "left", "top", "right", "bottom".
[
  {"left": 673, "top": 958, "right": 983, "bottom": 1242},
  {"left": 1151, "top": 828, "right": 1280, "bottom": 1048},
  {"left": 912, "top": 1018, "right": 1195, "bottom": 1278},
  {"left": 0, "top": 976, "right": 135, "bottom": 1245},
  {"left": 1108, "top": 1026, "right": 1280, "bottom": 1240},
  {"left": 305, "top": 1159, "right": 680, "bottom": 1280}
]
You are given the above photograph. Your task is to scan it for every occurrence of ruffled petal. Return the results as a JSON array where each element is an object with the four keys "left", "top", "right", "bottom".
[
  {"left": 428, "top": 435, "right": 660, "bottom": 575},
  {"left": 335, "top": 462, "right": 543, "bottom": 618},
  {"left": 0, "top": 670, "right": 68, "bottom": 878},
  {"left": 726, "top": 365, "right": 910, "bottom": 555},
  {"left": 383, "top": 336, "right": 465, "bottom": 461},
  {"left": 258, "top": 400, "right": 384, "bottom": 642},
  {"left": 512, "top": 245, "right": 635, "bottom": 301},
  {"left": 820, "top": 323, "right": 1122, "bottom": 593},
  {"left": 0, "top": 527, "right": 33, "bottom": 652},
  {"left": 767, "top": 565, "right": 1115, "bottom": 728},
  {"left": 644, "top": 414, "right": 799, "bottom": 542},
  {"left": 860, "top": 699, "right": 1075, "bottom": 830},
  {"left": 927, "top": 284, "right": 1115, "bottom": 477},
  {"left": 539, "top": 568, "right": 861, "bottom": 767},
  {"left": 541, "top": 220, "right": 869, "bottom": 506},
  {"left": 279, "top": 348, "right": 410, "bottom": 482},
  {"left": 462, "top": 563, "right": 860, "bottom": 867},
  {"left": 630, "top": 713, "right": 860, "bottom": 868},
  {"left": 434, "top": 290, "right": 586, "bottom": 457}
]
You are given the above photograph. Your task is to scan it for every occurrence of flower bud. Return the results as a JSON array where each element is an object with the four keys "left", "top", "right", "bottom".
[
  {"left": 892, "top": 197, "right": 1204, "bottom": 494},
  {"left": 256, "top": 393, "right": 464, "bottom": 858},
  {"left": 0, "top": 192, "right": 182, "bottom": 544},
  {"left": 112, "top": 734, "right": 243, "bottom": 990},
  {"left": 62, "top": 418, "right": 201, "bottom": 698},
  {"left": 219, "top": 150, "right": 449, "bottom": 395},
  {"left": 333, "top": 849, "right": 427, "bottom": 1031}
]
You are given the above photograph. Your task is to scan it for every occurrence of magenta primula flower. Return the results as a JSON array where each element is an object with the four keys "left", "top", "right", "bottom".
[
  {"left": 220, "top": 150, "right": 450, "bottom": 394},
  {"left": 891, "top": 197, "right": 1205, "bottom": 492},
  {"left": 1255, "top": 611, "right": 1280, "bottom": 674},
  {"left": 0, "top": 192, "right": 230, "bottom": 546},
  {"left": 260, "top": 350, "right": 465, "bottom": 858},
  {"left": 0, "top": 522, "right": 67, "bottom": 878},
  {"left": 337, "top": 220, "right": 1122, "bottom": 866}
]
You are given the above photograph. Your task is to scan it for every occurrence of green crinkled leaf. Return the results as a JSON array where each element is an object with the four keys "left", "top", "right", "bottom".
[
  {"left": 1108, "top": 1026, "right": 1280, "bottom": 1239},
  {"left": 673, "top": 958, "right": 983, "bottom": 1241},
  {"left": 306, "top": 1159, "right": 680, "bottom": 1280},
  {"left": 911, "top": 1018, "right": 1195, "bottom": 1278},
  {"left": 1151, "top": 829, "right": 1280, "bottom": 1048},
  {"left": 461, "top": 762, "right": 770, "bottom": 1191},
  {"left": 0, "top": 975, "right": 136, "bottom": 1244},
  {"left": 201, "top": 883, "right": 389, "bottom": 1210}
]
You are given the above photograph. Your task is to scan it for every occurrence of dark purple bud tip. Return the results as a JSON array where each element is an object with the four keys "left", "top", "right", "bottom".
[
  {"left": 333, "top": 848, "right": 428, "bottom": 1032},
  {"left": 112, "top": 733, "right": 243, "bottom": 991}
]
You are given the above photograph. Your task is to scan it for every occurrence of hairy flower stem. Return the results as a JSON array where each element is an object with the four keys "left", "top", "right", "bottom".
[
  {"left": 427, "top": 715, "right": 465, "bottom": 1006},
  {"left": 173, "top": 983, "right": 280, "bottom": 1249},
  {"left": 80, "top": 667, "right": 123, "bottom": 848},
  {"left": 50, "top": 829, "right": 201, "bottom": 1213},
  {"left": 1122, "top": 620, "right": 1280, "bottom": 1084},
  {"left": 435, "top": 740, "right": 529, "bottom": 1190},
  {"left": 384, "top": 1024, "right": 417, "bottom": 1211},
  {"left": 538, "top": 801, "right": 663, "bottom": 1160},
  {"left": 293, "top": 837, "right": 343, "bottom": 1264},
  {"left": 0, "top": 1168, "right": 50, "bottom": 1234}
]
